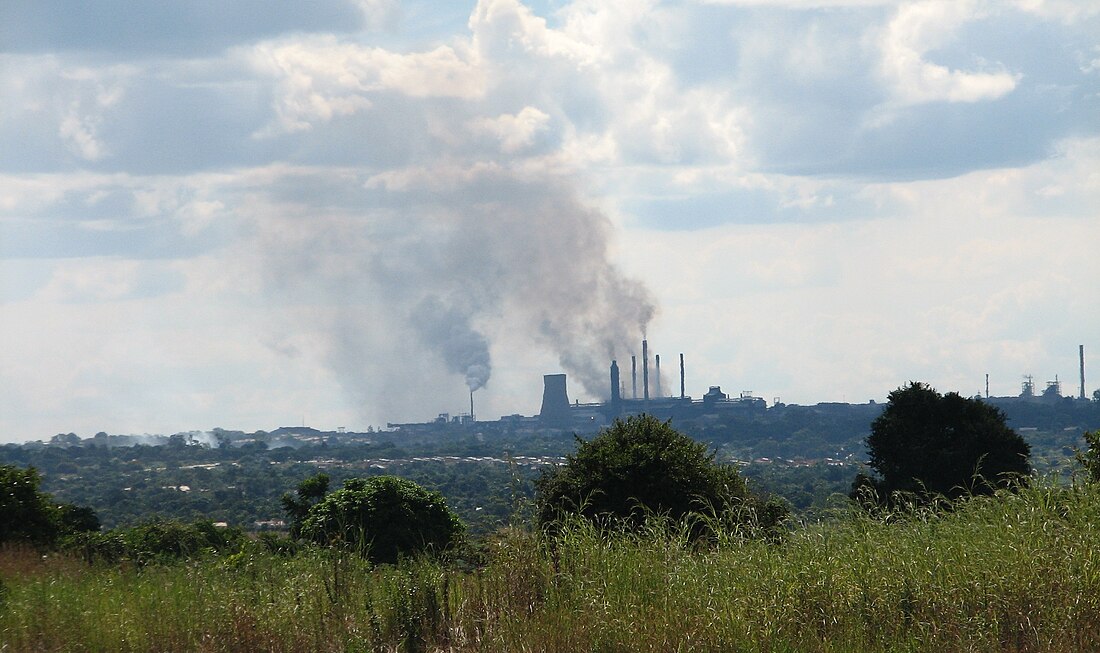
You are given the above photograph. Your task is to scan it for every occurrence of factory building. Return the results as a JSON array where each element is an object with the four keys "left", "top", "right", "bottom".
[{"left": 536, "top": 339, "right": 765, "bottom": 431}]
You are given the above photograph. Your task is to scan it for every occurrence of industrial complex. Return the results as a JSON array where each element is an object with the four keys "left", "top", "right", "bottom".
[{"left": 391, "top": 341, "right": 1093, "bottom": 435}]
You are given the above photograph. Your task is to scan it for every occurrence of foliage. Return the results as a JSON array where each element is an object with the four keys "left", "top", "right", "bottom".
[
  {"left": 0, "top": 464, "right": 100, "bottom": 547},
  {"left": 0, "top": 465, "right": 58, "bottom": 545},
  {"left": 4, "top": 396, "right": 1097, "bottom": 532},
  {"left": 67, "top": 518, "right": 246, "bottom": 566},
  {"left": 280, "top": 472, "right": 330, "bottom": 537},
  {"left": 535, "top": 414, "right": 787, "bottom": 538},
  {"left": 3, "top": 481, "right": 1100, "bottom": 652},
  {"left": 855, "top": 382, "right": 1032, "bottom": 505},
  {"left": 1076, "top": 430, "right": 1100, "bottom": 483},
  {"left": 299, "top": 476, "right": 464, "bottom": 564}
]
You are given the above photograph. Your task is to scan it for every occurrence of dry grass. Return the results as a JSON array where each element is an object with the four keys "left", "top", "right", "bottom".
[{"left": 2, "top": 482, "right": 1099, "bottom": 652}]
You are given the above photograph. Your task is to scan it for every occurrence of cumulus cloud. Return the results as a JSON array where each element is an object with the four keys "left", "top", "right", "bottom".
[
  {"left": 1, "top": 0, "right": 1097, "bottom": 438},
  {"left": 878, "top": 1, "right": 1019, "bottom": 105},
  {"left": 469, "top": 106, "right": 551, "bottom": 153},
  {"left": 250, "top": 36, "right": 485, "bottom": 134}
]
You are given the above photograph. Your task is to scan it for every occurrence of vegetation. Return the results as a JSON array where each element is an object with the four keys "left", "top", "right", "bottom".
[
  {"left": 2, "top": 395, "right": 1095, "bottom": 532},
  {"left": 2, "top": 389, "right": 1100, "bottom": 650},
  {"left": 1076, "top": 429, "right": 1100, "bottom": 483},
  {"left": 68, "top": 518, "right": 250, "bottom": 566},
  {"left": 299, "top": 475, "right": 465, "bottom": 564},
  {"left": 854, "top": 383, "right": 1032, "bottom": 505},
  {"left": 3, "top": 480, "right": 1100, "bottom": 651},
  {"left": 0, "top": 464, "right": 99, "bottom": 547},
  {"left": 534, "top": 415, "right": 787, "bottom": 537},
  {"left": 281, "top": 472, "right": 331, "bottom": 537}
]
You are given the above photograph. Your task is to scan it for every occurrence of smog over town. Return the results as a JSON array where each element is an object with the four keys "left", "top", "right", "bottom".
[{"left": 1, "top": 1, "right": 1098, "bottom": 442}]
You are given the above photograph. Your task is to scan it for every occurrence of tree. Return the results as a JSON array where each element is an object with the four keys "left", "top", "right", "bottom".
[
  {"left": 0, "top": 465, "right": 58, "bottom": 544},
  {"left": 854, "top": 382, "right": 1031, "bottom": 505},
  {"left": 1075, "top": 430, "right": 1100, "bottom": 483},
  {"left": 0, "top": 465, "right": 100, "bottom": 546},
  {"left": 298, "top": 476, "right": 464, "bottom": 564},
  {"left": 534, "top": 414, "right": 786, "bottom": 537},
  {"left": 281, "top": 472, "right": 330, "bottom": 537}
]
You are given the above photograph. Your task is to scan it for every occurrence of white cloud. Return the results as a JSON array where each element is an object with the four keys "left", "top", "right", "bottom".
[
  {"left": 250, "top": 35, "right": 485, "bottom": 134},
  {"left": 469, "top": 106, "right": 551, "bottom": 153},
  {"left": 1, "top": 0, "right": 1098, "bottom": 440},
  {"left": 878, "top": 1, "right": 1019, "bottom": 105},
  {"left": 698, "top": 0, "right": 892, "bottom": 6}
]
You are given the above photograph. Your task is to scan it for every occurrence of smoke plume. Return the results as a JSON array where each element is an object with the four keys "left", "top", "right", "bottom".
[
  {"left": 253, "top": 167, "right": 654, "bottom": 422},
  {"left": 255, "top": 163, "right": 654, "bottom": 417}
]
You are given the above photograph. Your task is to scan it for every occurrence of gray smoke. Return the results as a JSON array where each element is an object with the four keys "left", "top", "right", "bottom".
[
  {"left": 255, "top": 164, "right": 654, "bottom": 417},
  {"left": 411, "top": 296, "right": 491, "bottom": 391}
]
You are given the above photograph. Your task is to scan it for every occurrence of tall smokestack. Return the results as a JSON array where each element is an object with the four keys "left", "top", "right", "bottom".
[
  {"left": 631, "top": 356, "right": 637, "bottom": 399},
  {"left": 680, "top": 353, "right": 685, "bottom": 399},
  {"left": 610, "top": 360, "right": 621, "bottom": 404},
  {"left": 642, "top": 339, "right": 650, "bottom": 401},
  {"left": 655, "top": 354, "right": 662, "bottom": 398},
  {"left": 470, "top": 389, "right": 475, "bottom": 422},
  {"left": 1082, "top": 345, "right": 1087, "bottom": 400}
]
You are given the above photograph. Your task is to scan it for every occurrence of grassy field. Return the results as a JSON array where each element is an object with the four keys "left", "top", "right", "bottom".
[{"left": 3, "top": 481, "right": 1100, "bottom": 652}]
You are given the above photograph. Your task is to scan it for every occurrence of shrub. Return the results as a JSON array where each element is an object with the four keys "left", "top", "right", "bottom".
[
  {"left": 534, "top": 414, "right": 786, "bottom": 538},
  {"left": 299, "top": 476, "right": 464, "bottom": 564},
  {"left": 67, "top": 518, "right": 246, "bottom": 566}
]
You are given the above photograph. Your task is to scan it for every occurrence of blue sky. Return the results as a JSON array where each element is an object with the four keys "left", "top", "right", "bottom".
[{"left": 1, "top": 0, "right": 1097, "bottom": 441}]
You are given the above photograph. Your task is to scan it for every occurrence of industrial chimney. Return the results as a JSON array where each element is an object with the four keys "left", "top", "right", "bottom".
[
  {"left": 631, "top": 356, "right": 637, "bottom": 400},
  {"left": 655, "top": 354, "right": 662, "bottom": 398},
  {"left": 610, "top": 360, "right": 621, "bottom": 404},
  {"left": 539, "top": 374, "right": 571, "bottom": 427},
  {"left": 1082, "top": 345, "right": 1087, "bottom": 400},
  {"left": 679, "top": 353, "right": 685, "bottom": 400},
  {"left": 642, "top": 339, "right": 650, "bottom": 401}
]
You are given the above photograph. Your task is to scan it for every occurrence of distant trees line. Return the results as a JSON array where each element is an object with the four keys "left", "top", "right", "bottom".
[{"left": 5, "top": 381, "right": 1097, "bottom": 568}]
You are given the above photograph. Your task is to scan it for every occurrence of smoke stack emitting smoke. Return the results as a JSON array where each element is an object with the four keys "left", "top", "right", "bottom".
[{"left": 260, "top": 166, "right": 654, "bottom": 419}]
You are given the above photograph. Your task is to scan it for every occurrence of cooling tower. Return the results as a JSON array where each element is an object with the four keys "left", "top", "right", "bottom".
[{"left": 539, "top": 373, "right": 571, "bottom": 427}]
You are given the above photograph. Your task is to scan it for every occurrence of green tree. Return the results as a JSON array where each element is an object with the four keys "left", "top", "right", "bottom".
[
  {"left": 0, "top": 465, "right": 100, "bottom": 546},
  {"left": 299, "top": 476, "right": 464, "bottom": 564},
  {"left": 535, "top": 414, "right": 786, "bottom": 537},
  {"left": 281, "top": 472, "right": 330, "bottom": 537},
  {"left": 1075, "top": 430, "right": 1100, "bottom": 483},
  {"left": 0, "top": 465, "right": 58, "bottom": 544},
  {"left": 853, "top": 382, "right": 1032, "bottom": 505}
]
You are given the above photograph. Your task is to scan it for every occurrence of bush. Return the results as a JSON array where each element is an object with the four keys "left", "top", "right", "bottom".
[
  {"left": 66, "top": 518, "right": 246, "bottom": 566},
  {"left": 534, "top": 414, "right": 787, "bottom": 539},
  {"left": 299, "top": 476, "right": 465, "bottom": 564}
]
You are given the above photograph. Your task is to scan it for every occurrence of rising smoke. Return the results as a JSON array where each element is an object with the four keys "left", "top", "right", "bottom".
[{"left": 255, "top": 162, "right": 654, "bottom": 417}]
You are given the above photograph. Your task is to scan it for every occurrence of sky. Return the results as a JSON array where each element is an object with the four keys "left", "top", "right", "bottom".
[{"left": 1, "top": 0, "right": 1098, "bottom": 442}]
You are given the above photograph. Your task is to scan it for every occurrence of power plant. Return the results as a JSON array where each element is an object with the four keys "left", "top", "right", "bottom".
[
  {"left": 389, "top": 342, "right": 1093, "bottom": 433},
  {"left": 527, "top": 339, "right": 766, "bottom": 431}
]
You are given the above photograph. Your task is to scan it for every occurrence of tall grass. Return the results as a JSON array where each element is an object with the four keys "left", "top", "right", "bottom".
[{"left": 2, "top": 482, "right": 1099, "bottom": 652}]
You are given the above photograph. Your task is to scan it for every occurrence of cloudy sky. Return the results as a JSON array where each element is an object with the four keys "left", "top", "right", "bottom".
[{"left": 1, "top": 0, "right": 1097, "bottom": 442}]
